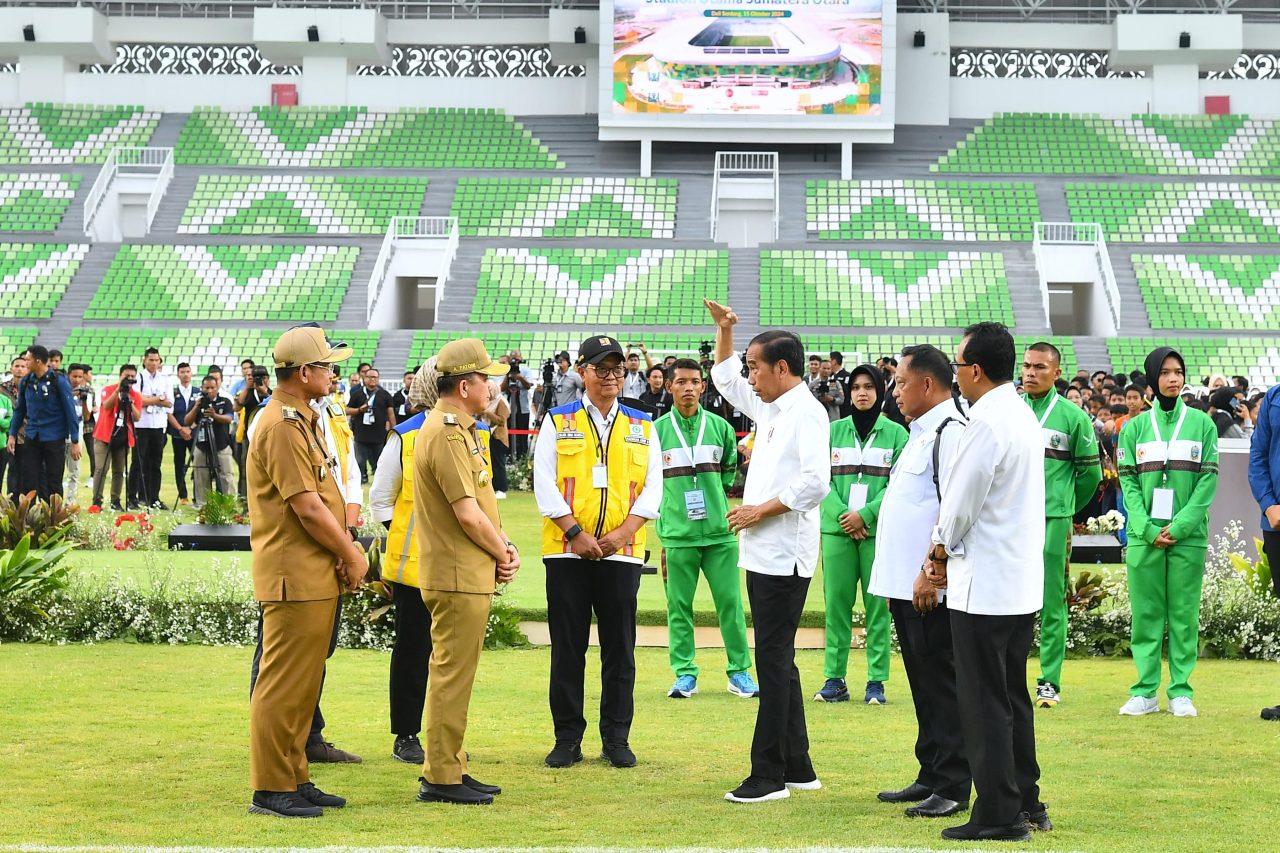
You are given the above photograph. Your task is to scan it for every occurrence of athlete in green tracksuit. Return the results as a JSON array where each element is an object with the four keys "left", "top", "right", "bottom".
[
  {"left": 1117, "top": 347, "right": 1218, "bottom": 719},
  {"left": 654, "top": 358, "right": 757, "bottom": 699},
  {"left": 1021, "top": 343, "right": 1102, "bottom": 709},
  {"left": 816, "top": 364, "right": 908, "bottom": 705}
]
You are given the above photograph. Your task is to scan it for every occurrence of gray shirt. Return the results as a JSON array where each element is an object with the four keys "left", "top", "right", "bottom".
[{"left": 550, "top": 369, "right": 584, "bottom": 407}]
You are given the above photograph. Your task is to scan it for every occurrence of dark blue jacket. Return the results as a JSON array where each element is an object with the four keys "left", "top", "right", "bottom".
[
  {"left": 8, "top": 370, "right": 79, "bottom": 443},
  {"left": 170, "top": 382, "right": 197, "bottom": 438},
  {"left": 1248, "top": 383, "right": 1280, "bottom": 532}
]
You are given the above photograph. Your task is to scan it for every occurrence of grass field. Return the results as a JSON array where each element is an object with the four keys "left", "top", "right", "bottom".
[{"left": 1, "top": 643, "right": 1278, "bottom": 851}]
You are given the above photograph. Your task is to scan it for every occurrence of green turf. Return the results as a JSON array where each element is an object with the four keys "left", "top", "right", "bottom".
[
  {"left": 719, "top": 35, "right": 775, "bottom": 47},
  {"left": 0, "top": 643, "right": 1276, "bottom": 850}
]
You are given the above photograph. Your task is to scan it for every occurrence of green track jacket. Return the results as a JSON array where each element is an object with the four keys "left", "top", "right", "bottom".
[
  {"left": 1025, "top": 391, "right": 1103, "bottom": 519},
  {"left": 1117, "top": 398, "right": 1219, "bottom": 547},
  {"left": 654, "top": 406, "right": 738, "bottom": 548},
  {"left": 820, "top": 413, "right": 909, "bottom": 537}
]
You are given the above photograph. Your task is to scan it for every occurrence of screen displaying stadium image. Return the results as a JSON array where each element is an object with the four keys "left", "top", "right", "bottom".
[{"left": 611, "top": 0, "right": 883, "bottom": 117}]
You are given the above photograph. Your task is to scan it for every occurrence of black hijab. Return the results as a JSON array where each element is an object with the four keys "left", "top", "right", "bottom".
[
  {"left": 1143, "top": 347, "right": 1184, "bottom": 412},
  {"left": 850, "top": 364, "right": 885, "bottom": 439},
  {"left": 1208, "top": 387, "right": 1237, "bottom": 436}
]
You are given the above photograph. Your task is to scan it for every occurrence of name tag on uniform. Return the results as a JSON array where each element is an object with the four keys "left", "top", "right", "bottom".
[
  {"left": 592, "top": 464, "right": 609, "bottom": 489},
  {"left": 684, "top": 489, "right": 707, "bottom": 521},
  {"left": 1151, "top": 487, "right": 1175, "bottom": 521},
  {"left": 848, "top": 483, "right": 869, "bottom": 512}
]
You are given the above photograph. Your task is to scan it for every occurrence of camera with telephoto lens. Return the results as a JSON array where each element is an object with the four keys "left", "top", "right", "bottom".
[
  {"left": 816, "top": 381, "right": 830, "bottom": 397},
  {"left": 699, "top": 340, "right": 713, "bottom": 359},
  {"left": 542, "top": 359, "right": 555, "bottom": 383},
  {"left": 252, "top": 365, "right": 269, "bottom": 387},
  {"left": 118, "top": 376, "right": 133, "bottom": 391}
]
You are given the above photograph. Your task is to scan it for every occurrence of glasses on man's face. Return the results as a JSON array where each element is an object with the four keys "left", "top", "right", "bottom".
[
  {"left": 950, "top": 361, "right": 976, "bottom": 369},
  {"left": 589, "top": 366, "right": 626, "bottom": 379}
]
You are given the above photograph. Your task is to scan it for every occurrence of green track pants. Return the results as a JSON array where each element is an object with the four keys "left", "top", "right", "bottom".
[
  {"left": 663, "top": 542, "right": 752, "bottom": 679},
  {"left": 1037, "top": 516, "right": 1072, "bottom": 692},
  {"left": 820, "top": 532, "right": 890, "bottom": 683},
  {"left": 1127, "top": 543, "right": 1206, "bottom": 700}
]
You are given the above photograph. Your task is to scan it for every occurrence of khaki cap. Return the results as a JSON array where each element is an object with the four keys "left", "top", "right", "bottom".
[
  {"left": 438, "top": 338, "right": 507, "bottom": 377},
  {"left": 272, "top": 326, "right": 353, "bottom": 368}
]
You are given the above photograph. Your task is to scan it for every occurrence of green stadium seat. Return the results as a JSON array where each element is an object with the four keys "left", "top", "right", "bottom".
[
  {"left": 0, "top": 242, "right": 88, "bottom": 319},
  {"left": 0, "top": 173, "right": 83, "bottom": 232},
  {"left": 1109, "top": 337, "right": 1280, "bottom": 389},
  {"left": 451, "top": 177, "right": 677, "bottom": 239},
  {"left": 1134, "top": 254, "right": 1280, "bottom": 331},
  {"left": 0, "top": 104, "right": 159, "bottom": 165},
  {"left": 1066, "top": 182, "right": 1280, "bottom": 243},
  {"left": 806, "top": 179, "right": 1040, "bottom": 241}
]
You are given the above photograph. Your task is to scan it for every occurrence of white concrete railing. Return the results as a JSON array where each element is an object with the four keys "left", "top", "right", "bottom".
[
  {"left": 1033, "top": 221, "right": 1121, "bottom": 333},
  {"left": 711, "top": 151, "right": 779, "bottom": 243},
  {"left": 366, "top": 215, "right": 459, "bottom": 324},
  {"left": 83, "top": 146, "right": 173, "bottom": 239}
]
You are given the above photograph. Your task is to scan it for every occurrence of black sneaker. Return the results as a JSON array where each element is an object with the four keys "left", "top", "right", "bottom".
[
  {"left": 417, "top": 780, "right": 493, "bottom": 805},
  {"left": 462, "top": 774, "right": 502, "bottom": 796},
  {"left": 725, "top": 776, "right": 790, "bottom": 803},
  {"left": 393, "top": 734, "right": 425, "bottom": 764},
  {"left": 297, "top": 782, "right": 346, "bottom": 808},
  {"left": 1262, "top": 705, "right": 1280, "bottom": 721},
  {"left": 248, "top": 790, "right": 322, "bottom": 818},
  {"left": 110, "top": 501, "right": 124, "bottom": 512},
  {"left": 1022, "top": 805, "right": 1052, "bottom": 831},
  {"left": 600, "top": 742, "right": 637, "bottom": 768},
  {"left": 545, "top": 741, "right": 583, "bottom": 768}
]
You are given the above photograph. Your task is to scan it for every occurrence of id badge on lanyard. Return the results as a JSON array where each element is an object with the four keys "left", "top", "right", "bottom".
[
  {"left": 671, "top": 411, "right": 710, "bottom": 520},
  {"left": 587, "top": 411, "right": 617, "bottom": 491},
  {"left": 846, "top": 429, "right": 875, "bottom": 511},
  {"left": 1149, "top": 406, "right": 1188, "bottom": 521}
]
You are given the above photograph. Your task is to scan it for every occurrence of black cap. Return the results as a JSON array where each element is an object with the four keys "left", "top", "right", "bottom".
[
  {"left": 577, "top": 335, "right": 624, "bottom": 366},
  {"left": 556, "top": 350, "right": 571, "bottom": 363}
]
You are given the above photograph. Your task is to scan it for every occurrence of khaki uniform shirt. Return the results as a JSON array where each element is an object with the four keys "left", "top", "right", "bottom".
[
  {"left": 413, "top": 400, "right": 501, "bottom": 595},
  {"left": 248, "top": 387, "right": 346, "bottom": 602}
]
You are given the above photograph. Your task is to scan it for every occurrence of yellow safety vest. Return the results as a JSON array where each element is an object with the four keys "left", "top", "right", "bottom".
[
  {"left": 326, "top": 400, "right": 353, "bottom": 481},
  {"left": 540, "top": 401, "right": 652, "bottom": 558}
]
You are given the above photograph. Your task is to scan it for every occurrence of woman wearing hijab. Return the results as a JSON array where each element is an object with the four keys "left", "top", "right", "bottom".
[
  {"left": 815, "top": 364, "right": 909, "bottom": 705},
  {"left": 1208, "top": 387, "right": 1248, "bottom": 439},
  {"left": 1116, "top": 348, "right": 1218, "bottom": 719}
]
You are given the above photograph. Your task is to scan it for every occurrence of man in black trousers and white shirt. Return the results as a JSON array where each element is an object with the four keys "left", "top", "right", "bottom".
[
  {"left": 927, "top": 322, "right": 1049, "bottom": 843},
  {"left": 705, "top": 299, "right": 830, "bottom": 804}
]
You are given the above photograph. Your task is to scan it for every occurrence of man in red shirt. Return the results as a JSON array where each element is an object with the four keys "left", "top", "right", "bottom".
[{"left": 93, "top": 364, "right": 144, "bottom": 511}]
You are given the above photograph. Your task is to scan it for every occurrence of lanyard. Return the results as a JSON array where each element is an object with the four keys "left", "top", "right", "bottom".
[
  {"left": 1034, "top": 392, "right": 1059, "bottom": 428},
  {"left": 847, "top": 429, "right": 877, "bottom": 482},
  {"left": 1149, "top": 405, "right": 1188, "bottom": 484},
  {"left": 670, "top": 409, "right": 708, "bottom": 459},
  {"left": 584, "top": 405, "right": 618, "bottom": 462}
]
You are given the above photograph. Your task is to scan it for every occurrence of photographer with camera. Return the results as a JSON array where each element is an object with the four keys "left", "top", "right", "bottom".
[
  {"left": 501, "top": 350, "right": 537, "bottom": 459},
  {"left": 65, "top": 363, "right": 94, "bottom": 498},
  {"left": 538, "top": 351, "right": 584, "bottom": 409},
  {"left": 345, "top": 367, "right": 395, "bottom": 483},
  {"left": 1209, "top": 386, "right": 1252, "bottom": 439},
  {"left": 809, "top": 358, "right": 844, "bottom": 423},
  {"left": 185, "top": 374, "right": 235, "bottom": 506},
  {"left": 92, "top": 364, "right": 143, "bottom": 511}
]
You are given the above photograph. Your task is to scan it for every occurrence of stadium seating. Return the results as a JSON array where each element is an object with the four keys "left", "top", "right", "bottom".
[
  {"left": 1134, "top": 254, "right": 1280, "bottom": 330},
  {"left": 0, "top": 243, "right": 89, "bottom": 319},
  {"left": 85, "top": 244, "right": 359, "bottom": 321},
  {"left": 175, "top": 107, "right": 560, "bottom": 169},
  {"left": 470, "top": 248, "right": 726, "bottom": 325},
  {"left": 806, "top": 180, "right": 1040, "bottom": 241},
  {"left": 407, "top": 330, "right": 717, "bottom": 372},
  {"left": 0, "top": 104, "right": 160, "bottom": 165},
  {"left": 935, "top": 113, "right": 1280, "bottom": 177},
  {"left": 0, "top": 326, "right": 37, "bottom": 358},
  {"left": 1066, "top": 182, "right": 1280, "bottom": 243},
  {"left": 1109, "top": 337, "right": 1280, "bottom": 387},
  {"left": 761, "top": 250, "right": 1013, "bottom": 327},
  {"left": 66, "top": 328, "right": 380, "bottom": 382},
  {"left": 179, "top": 175, "right": 428, "bottom": 235},
  {"left": 0, "top": 173, "right": 82, "bottom": 232},
  {"left": 452, "top": 177, "right": 677, "bottom": 238}
]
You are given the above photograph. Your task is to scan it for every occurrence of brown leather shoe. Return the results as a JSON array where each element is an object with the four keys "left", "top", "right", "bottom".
[{"left": 306, "top": 741, "right": 362, "bottom": 764}]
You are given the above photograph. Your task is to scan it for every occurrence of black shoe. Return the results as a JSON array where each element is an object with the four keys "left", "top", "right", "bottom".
[
  {"left": 1022, "top": 806, "right": 1052, "bottom": 831},
  {"left": 600, "top": 742, "right": 637, "bottom": 768},
  {"left": 725, "top": 776, "right": 789, "bottom": 803},
  {"left": 296, "top": 782, "right": 346, "bottom": 808},
  {"left": 941, "top": 821, "right": 1032, "bottom": 842},
  {"left": 462, "top": 774, "right": 502, "bottom": 796},
  {"left": 110, "top": 501, "right": 124, "bottom": 512},
  {"left": 248, "top": 790, "right": 322, "bottom": 818},
  {"left": 1262, "top": 705, "right": 1280, "bottom": 721},
  {"left": 544, "top": 741, "right": 583, "bottom": 768},
  {"left": 905, "top": 794, "right": 969, "bottom": 818},
  {"left": 878, "top": 782, "right": 932, "bottom": 803},
  {"left": 393, "top": 734, "right": 425, "bottom": 764},
  {"left": 417, "top": 781, "right": 493, "bottom": 805},
  {"left": 125, "top": 501, "right": 141, "bottom": 510}
]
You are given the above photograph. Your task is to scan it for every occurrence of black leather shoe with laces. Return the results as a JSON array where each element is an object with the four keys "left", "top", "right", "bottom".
[
  {"left": 544, "top": 741, "right": 583, "bottom": 768},
  {"left": 297, "top": 782, "right": 345, "bottom": 808},
  {"left": 600, "top": 742, "right": 637, "bottom": 768},
  {"left": 248, "top": 790, "right": 322, "bottom": 818}
]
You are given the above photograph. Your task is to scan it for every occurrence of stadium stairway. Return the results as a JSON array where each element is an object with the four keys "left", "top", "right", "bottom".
[
  {"left": 675, "top": 172, "right": 713, "bottom": 241},
  {"left": 148, "top": 171, "right": 200, "bottom": 234},
  {"left": 1072, "top": 337, "right": 1112, "bottom": 375},
  {"left": 1111, "top": 248, "right": 1154, "bottom": 335},
  {"left": 146, "top": 112, "right": 188, "bottom": 150},
  {"left": 727, "top": 248, "right": 761, "bottom": 321},
  {"left": 40, "top": 242, "right": 118, "bottom": 349},
  {"left": 374, "top": 328, "right": 416, "bottom": 376},
  {"left": 421, "top": 174, "right": 457, "bottom": 217},
  {"left": 435, "top": 242, "right": 485, "bottom": 325},
  {"left": 1003, "top": 248, "right": 1051, "bottom": 336}
]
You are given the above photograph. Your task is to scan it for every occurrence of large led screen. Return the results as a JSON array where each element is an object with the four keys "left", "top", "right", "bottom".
[{"left": 609, "top": 0, "right": 885, "bottom": 118}]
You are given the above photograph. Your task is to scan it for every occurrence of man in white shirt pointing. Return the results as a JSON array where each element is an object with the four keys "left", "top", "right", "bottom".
[
  {"left": 927, "top": 322, "right": 1048, "bottom": 843},
  {"left": 705, "top": 299, "right": 830, "bottom": 805}
]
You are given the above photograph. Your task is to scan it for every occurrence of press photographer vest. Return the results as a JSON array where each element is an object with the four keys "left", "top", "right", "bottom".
[{"left": 541, "top": 400, "right": 652, "bottom": 559}]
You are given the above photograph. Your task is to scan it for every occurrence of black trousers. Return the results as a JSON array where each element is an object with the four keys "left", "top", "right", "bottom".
[
  {"left": 6, "top": 442, "right": 22, "bottom": 500},
  {"left": 20, "top": 439, "right": 66, "bottom": 501},
  {"left": 129, "top": 427, "right": 165, "bottom": 506},
  {"left": 1264, "top": 531, "right": 1280, "bottom": 599},
  {"left": 545, "top": 557, "right": 641, "bottom": 746},
  {"left": 950, "top": 608, "right": 1042, "bottom": 827},
  {"left": 889, "top": 597, "right": 971, "bottom": 803},
  {"left": 489, "top": 439, "right": 509, "bottom": 493},
  {"left": 354, "top": 440, "right": 383, "bottom": 484},
  {"left": 509, "top": 412, "right": 530, "bottom": 459},
  {"left": 389, "top": 579, "right": 432, "bottom": 736},
  {"left": 746, "top": 567, "right": 813, "bottom": 786},
  {"left": 171, "top": 435, "right": 192, "bottom": 500},
  {"left": 251, "top": 595, "right": 344, "bottom": 744}
]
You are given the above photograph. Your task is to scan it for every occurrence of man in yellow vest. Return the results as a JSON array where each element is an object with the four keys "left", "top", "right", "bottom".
[{"left": 534, "top": 335, "right": 662, "bottom": 770}]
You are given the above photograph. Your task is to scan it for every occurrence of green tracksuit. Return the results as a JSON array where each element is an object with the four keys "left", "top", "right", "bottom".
[
  {"left": 654, "top": 406, "right": 751, "bottom": 679},
  {"left": 1117, "top": 399, "right": 1219, "bottom": 700},
  {"left": 819, "top": 414, "right": 908, "bottom": 683},
  {"left": 1025, "top": 391, "right": 1103, "bottom": 692}
]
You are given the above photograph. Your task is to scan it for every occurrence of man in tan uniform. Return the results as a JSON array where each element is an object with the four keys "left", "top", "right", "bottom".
[
  {"left": 415, "top": 339, "right": 520, "bottom": 806},
  {"left": 247, "top": 326, "right": 370, "bottom": 819}
]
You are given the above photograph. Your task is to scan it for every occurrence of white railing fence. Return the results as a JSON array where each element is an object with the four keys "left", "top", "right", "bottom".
[
  {"left": 367, "top": 215, "right": 459, "bottom": 323},
  {"left": 83, "top": 146, "right": 174, "bottom": 238},
  {"left": 1033, "top": 221, "right": 1121, "bottom": 333},
  {"left": 711, "top": 151, "right": 779, "bottom": 243}
]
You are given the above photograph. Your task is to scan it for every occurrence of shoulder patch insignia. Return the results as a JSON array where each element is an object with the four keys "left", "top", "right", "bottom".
[
  {"left": 1190, "top": 444, "right": 1201, "bottom": 461},
  {"left": 446, "top": 433, "right": 465, "bottom": 443},
  {"left": 443, "top": 413, "right": 458, "bottom": 425},
  {"left": 1117, "top": 448, "right": 1126, "bottom": 463},
  {"left": 282, "top": 406, "right": 299, "bottom": 420}
]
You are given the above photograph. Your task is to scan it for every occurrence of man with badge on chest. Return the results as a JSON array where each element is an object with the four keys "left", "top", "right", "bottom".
[
  {"left": 816, "top": 364, "right": 908, "bottom": 706},
  {"left": 1020, "top": 343, "right": 1102, "bottom": 710},
  {"left": 654, "top": 358, "right": 758, "bottom": 702},
  {"left": 535, "top": 335, "right": 662, "bottom": 770}
]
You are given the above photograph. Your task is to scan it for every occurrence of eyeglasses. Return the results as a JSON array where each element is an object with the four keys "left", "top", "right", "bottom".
[
  {"left": 588, "top": 366, "right": 627, "bottom": 379},
  {"left": 950, "top": 361, "right": 977, "bottom": 369}
]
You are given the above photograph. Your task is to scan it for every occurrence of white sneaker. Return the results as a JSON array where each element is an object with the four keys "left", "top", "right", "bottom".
[
  {"left": 1118, "top": 695, "right": 1159, "bottom": 716},
  {"left": 494, "top": 491, "right": 507, "bottom": 500},
  {"left": 1169, "top": 696, "right": 1198, "bottom": 717}
]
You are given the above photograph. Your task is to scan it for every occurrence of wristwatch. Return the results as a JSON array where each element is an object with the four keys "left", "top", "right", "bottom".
[{"left": 565, "top": 524, "right": 583, "bottom": 541}]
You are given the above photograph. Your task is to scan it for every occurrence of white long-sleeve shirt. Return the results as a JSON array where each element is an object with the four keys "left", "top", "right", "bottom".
[
  {"left": 931, "top": 382, "right": 1045, "bottom": 615},
  {"left": 370, "top": 430, "right": 407, "bottom": 524},
  {"left": 533, "top": 395, "right": 663, "bottom": 563},
  {"left": 869, "top": 397, "right": 966, "bottom": 602},
  {"left": 710, "top": 354, "right": 830, "bottom": 578}
]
